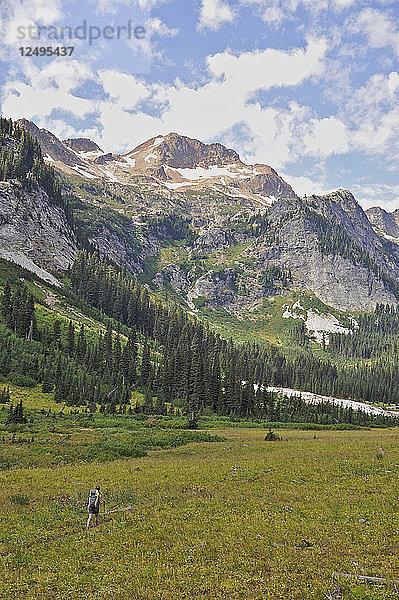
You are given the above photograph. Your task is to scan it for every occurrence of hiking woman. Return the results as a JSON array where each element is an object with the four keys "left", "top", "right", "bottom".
[{"left": 86, "top": 486, "right": 101, "bottom": 529}]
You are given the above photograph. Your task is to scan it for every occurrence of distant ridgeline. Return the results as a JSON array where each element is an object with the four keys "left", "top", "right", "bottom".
[{"left": 0, "top": 251, "right": 396, "bottom": 427}]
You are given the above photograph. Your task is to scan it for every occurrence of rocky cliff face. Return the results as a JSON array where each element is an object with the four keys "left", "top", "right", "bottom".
[
  {"left": 309, "top": 190, "right": 389, "bottom": 254},
  {"left": 235, "top": 169, "right": 297, "bottom": 200},
  {"left": 262, "top": 195, "right": 399, "bottom": 309},
  {"left": 306, "top": 190, "right": 399, "bottom": 278},
  {"left": 150, "top": 194, "right": 398, "bottom": 312},
  {"left": 366, "top": 206, "right": 399, "bottom": 239},
  {"left": 0, "top": 180, "right": 78, "bottom": 284},
  {"left": 63, "top": 138, "right": 103, "bottom": 153}
]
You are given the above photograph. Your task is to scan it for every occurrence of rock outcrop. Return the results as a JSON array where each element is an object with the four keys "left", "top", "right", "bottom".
[
  {"left": 366, "top": 206, "right": 399, "bottom": 239},
  {"left": 16, "top": 119, "right": 83, "bottom": 166},
  {"left": 126, "top": 133, "right": 241, "bottom": 169},
  {"left": 0, "top": 180, "right": 78, "bottom": 283},
  {"left": 63, "top": 138, "right": 103, "bottom": 153}
]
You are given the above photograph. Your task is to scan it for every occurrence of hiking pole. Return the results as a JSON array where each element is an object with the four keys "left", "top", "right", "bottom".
[{"left": 104, "top": 505, "right": 132, "bottom": 515}]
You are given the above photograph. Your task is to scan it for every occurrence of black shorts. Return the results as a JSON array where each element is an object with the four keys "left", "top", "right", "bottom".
[{"left": 89, "top": 508, "right": 99, "bottom": 515}]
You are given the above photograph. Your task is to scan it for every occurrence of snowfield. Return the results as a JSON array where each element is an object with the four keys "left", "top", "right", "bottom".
[
  {"left": 265, "top": 386, "right": 396, "bottom": 417},
  {"left": 71, "top": 165, "right": 97, "bottom": 179},
  {"left": 254, "top": 194, "right": 276, "bottom": 207},
  {"left": 164, "top": 181, "right": 199, "bottom": 190},
  {"left": 144, "top": 153, "right": 158, "bottom": 163},
  {"left": 175, "top": 165, "right": 240, "bottom": 180},
  {"left": 282, "top": 301, "right": 350, "bottom": 342},
  {"left": 101, "top": 168, "right": 121, "bottom": 183}
]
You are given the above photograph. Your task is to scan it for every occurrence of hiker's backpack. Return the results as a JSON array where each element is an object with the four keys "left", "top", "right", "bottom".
[{"left": 88, "top": 489, "right": 99, "bottom": 509}]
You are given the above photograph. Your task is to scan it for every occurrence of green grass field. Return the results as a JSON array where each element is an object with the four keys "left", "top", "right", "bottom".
[{"left": 1, "top": 427, "right": 398, "bottom": 600}]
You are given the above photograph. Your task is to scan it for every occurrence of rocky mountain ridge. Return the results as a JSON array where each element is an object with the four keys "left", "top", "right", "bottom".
[
  {"left": 366, "top": 206, "right": 399, "bottom": 241},
  {"left": 16, "top": 120, "right": 296, "bottom": 205},
  {"left": 5, "top": 118, "right": 399, "bottom": 316},
  {"left": 63, "top": 138, "right": 103, "bottom": 154}
]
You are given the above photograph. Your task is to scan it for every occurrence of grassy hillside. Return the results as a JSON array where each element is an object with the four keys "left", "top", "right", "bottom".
[{"left": 1, "top": 427, "right": 398, "bottom": 599}]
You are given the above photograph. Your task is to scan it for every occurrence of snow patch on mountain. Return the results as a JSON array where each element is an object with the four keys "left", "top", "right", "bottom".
[
  {"left": 305, "top": 311, "right": 350, "bottom": 342},
  {"left": 144, "top": 153, "right": 158, "bottom": 163},
  {"left": 282, "top": 301, "right": 350, "bottom": 342},
  {"left": 101, "top": 168, "right": 121, "bottom": 183},
  {"left": 164, "top": 181, "right": 199, "bottom": 190},
  {"left": 71, "top": 165, "right": 97, "bottom": 179},
  {"left": 255, "top": 194, "right": 277, "bottom": 207},
  {"left": 175, "top": 164, "right": 241, "bottom": 180}
]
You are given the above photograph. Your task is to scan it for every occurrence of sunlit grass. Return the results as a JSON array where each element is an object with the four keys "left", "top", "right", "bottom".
[
  {"left": 1, "top": 427, "right": 398, "bottom": 599},
  {"left": 4, "top": 383, "right": 64, "bottom": 413}
]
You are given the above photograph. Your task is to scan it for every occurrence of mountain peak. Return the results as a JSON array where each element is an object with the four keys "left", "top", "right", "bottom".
[
  {"left": 16, "top": 119, "right": 296, "bottom": 202},
  {"left": 366, "top": 206, "right": 399, "bottom": 240},
  {"left": 16, "top": 118, "right": 83, "bottom": 166},
  {"left": 125, "top": 132, "right": 241, "bottom": 169},
  {"left": 63, "top": 138, "right": 103, "bottom": 154}
]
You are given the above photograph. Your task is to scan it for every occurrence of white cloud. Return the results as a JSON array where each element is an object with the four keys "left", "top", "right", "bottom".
[
  {"left": 198, "top": 0, "right": 235, "bottom": 32},
  {"left": 0, "top": 0, "right": 63, "bottom": 48},
  {"left": 207, "top": 39, "right": 326, "bottom": 87},
  {"left": 146, "top": 17, "right": 178, "bottom": 37},
  {"left": 303, "top": 117, "right": 349, "bottom": 157},
  {"left": 344, "top": 71, "right": 399, "bottom": 159},
  {"left": 352, "top": 109, "right": 399, "bottom": 157},
  {"left": 351, "top": 184, "right": 399, "bottom": 212},
  {"left": 98, "top": 70, "right": 151, "bottom": 109},
  {"left": 136, "top": 0, "right": 168, "bottom": 7},
  {"left": 238, "top": 0, "right": 354, "bottom": 26},
  {"left": 145, "top": 39, "right": 327, "bottom": 165},
  {"left": 1, "top": 38, "right": 332, "bottom": 165},
  {"left": 281, "top": 172, "right": 331, "bottom": 197},
  {"left": 91, "top": 0, "right": 168, "bottom": 15},
  {"left": 2, "top": 60, "right": 96, "bottom": 124},
  {"left": 333, "top": 0, "right": 354, "bottom": 7},
  {"left": 355, "top": 8, "right": 399, "bottom": 58}
]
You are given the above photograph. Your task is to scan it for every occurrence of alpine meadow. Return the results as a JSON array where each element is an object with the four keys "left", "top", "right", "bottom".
[{"left": 0, "top": 2, "right": 399, "bottom": 593}]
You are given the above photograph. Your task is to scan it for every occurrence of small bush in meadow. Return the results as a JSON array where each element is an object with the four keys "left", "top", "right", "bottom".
[{"left": 9, "top": 494, "right": 29, "bottom": 506}]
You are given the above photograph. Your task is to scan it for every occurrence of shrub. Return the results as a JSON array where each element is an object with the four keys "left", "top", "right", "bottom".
[
  {"left": 265, "top": 428, "right": 280, "bottom": 441},
  {"left": 9, "top": 494, "right": 29, "bottom": 505}
]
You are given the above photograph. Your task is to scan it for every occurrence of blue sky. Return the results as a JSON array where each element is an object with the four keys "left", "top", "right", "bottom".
[{"left": 0, "top": 0, "right": 398, "bottom": 210}]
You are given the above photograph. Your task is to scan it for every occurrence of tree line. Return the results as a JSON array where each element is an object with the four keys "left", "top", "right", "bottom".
[{"left": 0, "top": 256, "right": 396, "bottom": 426}]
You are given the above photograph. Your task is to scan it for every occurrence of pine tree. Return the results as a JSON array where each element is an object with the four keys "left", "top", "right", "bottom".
[
  {"left": 140, "top": 339, "right": 151, "bottom": 386},
  {"left": 0, "top": 386, "right": 10, "bottom": 403},
  {"left": 67, "top": 321, "right": 75, "bottom": 357}
]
